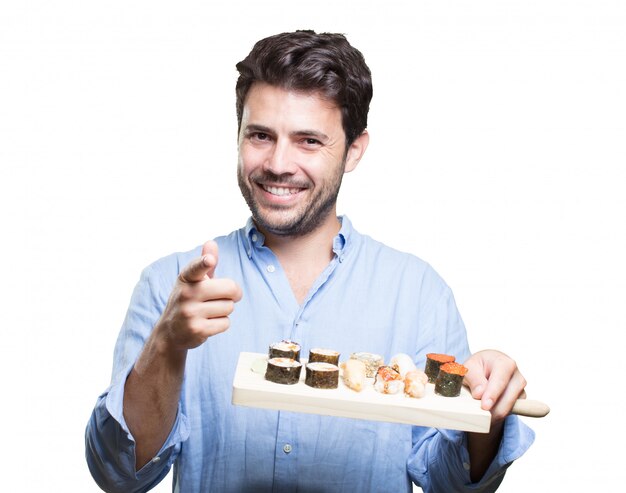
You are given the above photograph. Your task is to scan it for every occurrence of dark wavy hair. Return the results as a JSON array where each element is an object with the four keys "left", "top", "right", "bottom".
[{"left": 235, "top": 30, "right": 373, "bottom": 148}]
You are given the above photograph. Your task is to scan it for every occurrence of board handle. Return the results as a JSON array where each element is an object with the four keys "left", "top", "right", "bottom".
[{"left": 511, "top": 399, "right": 550, "bottom": 418}]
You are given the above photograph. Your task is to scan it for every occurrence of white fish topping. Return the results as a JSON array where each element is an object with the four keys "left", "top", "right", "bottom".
[
  {"left": 390, "top": 353, "right": 418, "bottom": 378},
  {"left": 340, "top": 359, "right": 366, "bottom": 392}
]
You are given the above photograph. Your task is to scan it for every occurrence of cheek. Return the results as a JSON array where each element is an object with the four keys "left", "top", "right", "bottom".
[{"left": 238, "top": 145, "right": 262, "bottom": 174}]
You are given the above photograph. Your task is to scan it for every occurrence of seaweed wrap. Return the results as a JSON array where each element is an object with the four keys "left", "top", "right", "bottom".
[
  {"left": 308, "top": 348, "right": 340, "bottom": 366},
  {"left": 305, "top": 362, "right": 339, "bottom": 389},
  {"left": 269, "top": 340, "right": 301, "bottom": 361},
  {"left": 434, "top": 361, "right": 468, "bottom": 397},
  {"left": 425, "top": 353, "right": 455, "bottom": 383},
  {"left": 265, "top": 357, "right": 302, "bottom": 385}
]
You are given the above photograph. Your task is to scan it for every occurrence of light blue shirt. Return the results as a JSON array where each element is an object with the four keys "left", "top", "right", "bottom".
[{"left": 86, "top": 216, "right": 534, "bottom": 492}]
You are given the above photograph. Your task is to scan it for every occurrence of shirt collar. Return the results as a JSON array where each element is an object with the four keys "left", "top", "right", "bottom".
[
  {"left": 333, "top": 215, "right": 351, "bottom": 262},
  {"left": 244, "top": 217, "right": 262, "bottom": 258},
  {"left": 242, "top": 215, "right": 353, "bottom": 261}
]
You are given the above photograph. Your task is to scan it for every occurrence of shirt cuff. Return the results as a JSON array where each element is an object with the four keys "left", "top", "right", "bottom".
[
  {"left": 438, "top": 415, "right": 535, "bottom": 489},
  {"left": 105, "top": 362, "right": 191, "bottom": 477},
  {"left": 408, "top": 416, "right": 534, "bottom": 492}
]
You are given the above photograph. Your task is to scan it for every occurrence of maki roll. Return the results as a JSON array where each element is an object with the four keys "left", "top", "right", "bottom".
[
  {"left": 305, "top": 362, "right": 339, "bottom": 389},
  {"left": 373, "top": 366, "right": 404, "bottom": 395},
  {"left": 425, "top": 353, "right": 455, "bottom": 383},
  {"left": 308, "top": 348, "right": 340, "bottom": 366},
  {"left": 434, "top": 362, "right": 468, "bottom": 397},
  {"left": 269, "top": 340, "right": 301, "bottom": 361},
  {"left": 265, "top": 357, "right": 302, "bottom": 385},
  {"left": 350, "top": 352, "right": 384, "bottom": 378}
]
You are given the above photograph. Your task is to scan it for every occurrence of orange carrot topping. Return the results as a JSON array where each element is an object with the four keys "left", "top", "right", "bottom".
[
  {"left": 426, "top": 353, "right": 455, "bottom": 364},
  {"left": 439, "top": 362, "right": 468, "bottom": 376}
]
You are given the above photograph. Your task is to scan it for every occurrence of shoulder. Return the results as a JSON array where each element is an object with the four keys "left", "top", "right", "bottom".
[{"left": 352, "top": 229, "right": 449, "bottom": 291}]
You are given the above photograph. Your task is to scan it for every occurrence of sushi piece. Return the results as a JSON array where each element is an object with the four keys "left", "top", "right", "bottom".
[
  {"left": 350, "top": 352, "right": 384, "bottom": 378},
  {"left": 390, "top": 353, "right": 418, "bottom": 377},
  {"left": 434, "top": 362, "right": 468, "bottom": 397},
  {"left": 404, "top": 370, "right": 428, "bottom": 398},
  {"left": 425, "top": 353, "right": 455, "bottom": 383},
  {"left": 265, "top": 357, "right": 302, "bottom": 385},
  {"left": 269, "top": 340, "right": 301, "bottom": 361},
  {"left": 305, "top": 362, "right": 339, "bottom": 389},
  {"left": 390, "top": 353, "right": 428, "bottom": 398},
  {"left": 340, "top": 359, "right": 367, "bottom": 392},
  {"left": 308, "top": 348, "right": 340, "bottom": 366},
  {"left": 373, "top": 366, "right": 404, "bottom": 395}
]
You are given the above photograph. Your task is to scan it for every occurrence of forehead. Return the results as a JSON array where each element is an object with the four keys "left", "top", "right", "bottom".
[{"left": 241, "top": 83, "right": 342, "bottom": 131}]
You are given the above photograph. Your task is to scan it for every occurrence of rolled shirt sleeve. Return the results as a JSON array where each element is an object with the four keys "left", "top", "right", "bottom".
[
  {"left": 85, "top": 365, "right": 190, "bottom": 492},
  {"left": 408, "top": 416, "right": 535, "bottom": 492}
]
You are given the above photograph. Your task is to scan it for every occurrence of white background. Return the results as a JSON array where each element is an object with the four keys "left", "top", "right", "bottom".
[{"left": 1, "top": 1, "right": 624, "bottom": 491}]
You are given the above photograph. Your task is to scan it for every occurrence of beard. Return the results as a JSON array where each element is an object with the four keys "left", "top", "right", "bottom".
[{"left": 237, "top": 164, "right": 345, "bottom": 237}]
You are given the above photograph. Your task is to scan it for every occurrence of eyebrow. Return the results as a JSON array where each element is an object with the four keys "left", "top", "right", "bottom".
[{"left": 244, "top": 124, "right": 330, "bottom": 143}]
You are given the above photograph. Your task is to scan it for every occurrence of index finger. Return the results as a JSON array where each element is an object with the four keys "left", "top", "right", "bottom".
[{"left": 179, "top": 253, "right": 217, "bottom": 283}]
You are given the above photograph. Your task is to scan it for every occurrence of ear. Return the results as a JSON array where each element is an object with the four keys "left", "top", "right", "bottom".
[{"left": 344, "top": 130, "right": 370, "bottom": 173}]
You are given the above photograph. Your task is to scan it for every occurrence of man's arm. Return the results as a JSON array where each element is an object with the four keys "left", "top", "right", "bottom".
[
  {"left": 406, "top": 274, "right": 534, "bottom": 492},
  {"left": 463, "top": 349, "right": 528, "bottom": 482},
  {"left": 123, "top": 240, "right": 242, "bottom": 469}
]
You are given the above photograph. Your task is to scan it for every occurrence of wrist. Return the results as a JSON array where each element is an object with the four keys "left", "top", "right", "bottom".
[{"left": 132, "top": 322, "right": 187, "bottom": 377}]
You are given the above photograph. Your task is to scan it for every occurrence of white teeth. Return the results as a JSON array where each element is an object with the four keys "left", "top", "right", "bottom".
[{"left": 264, "top": 186, "right": 300, "bottom": 196}]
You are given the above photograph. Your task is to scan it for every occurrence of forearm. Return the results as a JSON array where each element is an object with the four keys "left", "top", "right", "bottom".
[
  {"left": 467, "top": 421, "right": 504, "bottom": 482},
  {"left": 123, "top": 327, "right": 187, "bottom": 470}
]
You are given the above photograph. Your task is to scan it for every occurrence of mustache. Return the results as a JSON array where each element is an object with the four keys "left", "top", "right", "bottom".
[{"left": 250, "top": 170, "right": 311, "bottom": 189}]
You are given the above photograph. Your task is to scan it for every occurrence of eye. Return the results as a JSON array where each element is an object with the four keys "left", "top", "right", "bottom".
[
  {"left": 302, "top": 137, "right": 322, "bottom": 147},
  {"left": 253, "top": 132, "right": 271, "bottom": 141}
]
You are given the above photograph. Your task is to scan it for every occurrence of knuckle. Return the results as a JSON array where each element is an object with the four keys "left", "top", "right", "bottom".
[
  {"left": 179, "top": 304, "right": 196, "bottom": 321},
  {"left": 178, "top": 284, "right": 195, "bottom": 301},
  {"left": 187, "top": 318, "right": 208, "bottom": 336}
]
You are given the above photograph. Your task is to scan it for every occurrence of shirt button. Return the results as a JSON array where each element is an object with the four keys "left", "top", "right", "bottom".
[
  {"left": 252, "top": 234, "right": 258, "bottom": 242},
  {"left": 267, "top": 265, "right": 275, "bottom": 273},
  {"left": 283, "top": 444, "right": 292, "bottom": 454},
  {"left": 463, "top": 462, "right": 470, "bottom": 471},
  {"left": 152, "top": 456, "right": 161, "bottom": 463}
]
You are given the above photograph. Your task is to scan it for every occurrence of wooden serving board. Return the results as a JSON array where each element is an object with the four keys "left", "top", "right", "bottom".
[{"left": 231, "top": 352, "right": 491, "bottom": 433}]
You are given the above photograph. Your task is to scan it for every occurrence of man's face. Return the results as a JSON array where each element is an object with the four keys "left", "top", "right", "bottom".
[{"left": 237, "top": 83, "right": 351, "bottom": 237}]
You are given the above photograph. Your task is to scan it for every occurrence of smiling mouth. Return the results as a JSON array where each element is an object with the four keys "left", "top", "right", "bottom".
[{"left": 261, "top": 184, "right": 304, "bottom": 196}]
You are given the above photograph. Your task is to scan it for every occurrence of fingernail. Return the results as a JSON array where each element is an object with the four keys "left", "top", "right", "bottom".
[
  {"left": 483, "top": 398, "right": 494, "bottom": 410},
  {"left": 474, "top": 385, "right": 483, "bottom": 395}
]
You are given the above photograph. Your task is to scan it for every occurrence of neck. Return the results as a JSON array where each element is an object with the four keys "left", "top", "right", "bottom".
[{"left": 260, "top": 213, "right": 341, "bottom": 305}]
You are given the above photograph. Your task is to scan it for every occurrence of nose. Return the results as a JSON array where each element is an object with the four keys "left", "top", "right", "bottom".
[{"left": 263, "top": 139, "right": 297, "bottom": 176}]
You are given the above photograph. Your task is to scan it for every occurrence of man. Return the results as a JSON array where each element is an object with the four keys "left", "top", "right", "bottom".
[{"left": 86, "top": 30, "right": 534, "bottom": 492}]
